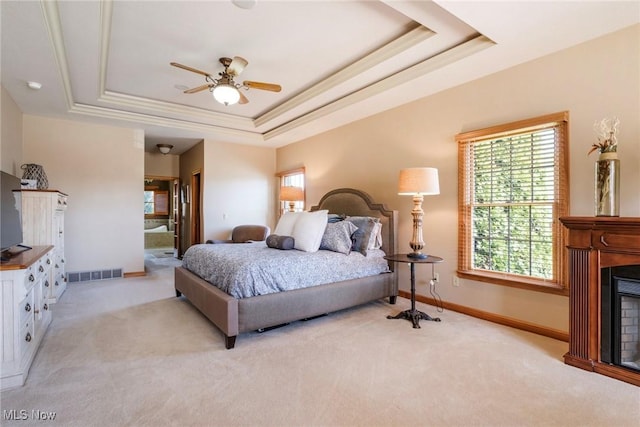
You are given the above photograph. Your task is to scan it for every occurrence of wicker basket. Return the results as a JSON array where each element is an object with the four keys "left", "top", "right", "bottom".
[{"left": 21, "top": 163, "right": 49, "bottom": 190}]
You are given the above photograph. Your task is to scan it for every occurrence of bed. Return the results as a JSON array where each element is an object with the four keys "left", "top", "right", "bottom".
[{"left": 174, "top": 188, "right": 398, "bottom": 349}]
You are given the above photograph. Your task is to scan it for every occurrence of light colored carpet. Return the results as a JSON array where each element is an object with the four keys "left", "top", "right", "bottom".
[
  {"left": 1, "top": 261, "right": 638, "bottom": 426},
  {"left": 144, "top": 248, "right": 180, "bottom": 272}
]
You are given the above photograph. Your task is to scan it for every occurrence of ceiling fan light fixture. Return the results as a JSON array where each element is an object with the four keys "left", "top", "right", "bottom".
[
  {"left": 157, "top": 144, "right": 173, "bottom": 155},
  {"left": 213, "top": 84, "right": 240, "bottom": 106}
]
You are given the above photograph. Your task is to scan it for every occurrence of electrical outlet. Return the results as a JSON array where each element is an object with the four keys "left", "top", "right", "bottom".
[
  {"left": 434, "top": 273, "right": 439, "bottom": 283},
  {"left": 452, "top": 276, "right": 460, "bottom": 287}
]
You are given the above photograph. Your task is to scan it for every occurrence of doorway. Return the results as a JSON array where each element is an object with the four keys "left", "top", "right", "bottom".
[{"left": 144, "top": 176, "right": 179, "bottom": 260}]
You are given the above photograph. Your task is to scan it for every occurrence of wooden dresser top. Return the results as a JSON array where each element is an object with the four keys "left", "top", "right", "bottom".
[{"left": 0, "top": 246, "right": 54, "bottom": 271}]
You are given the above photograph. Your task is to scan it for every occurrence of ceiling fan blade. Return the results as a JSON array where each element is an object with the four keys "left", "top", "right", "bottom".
[
  {"left": 243, "top": 80, "right": 282, "bottom": 92},
  {"left": 170, "top": 62, "right": 211, "bottom": 77},
  {"left": 184, "top": 84, "right": 212, "bottom": 94},
  {"left": 228, "top": 56, "right": 248, "bottom": 76},
  {"left": 238, "top": 91, "right": 249, "bottom": 104}
]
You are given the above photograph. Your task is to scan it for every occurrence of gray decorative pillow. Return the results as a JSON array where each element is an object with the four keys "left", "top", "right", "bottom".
[
  {"left": 320, "top": 221, "right": 358, "bottom": 255},
  {"left": 346, "top": 216, "right": 381, "bottom": 256},
  {"left": 266, "top": 234, "right": 295, "bottom": 250},
  {"left": 328, "top": 213, "right": 347, "bottom": 223}
]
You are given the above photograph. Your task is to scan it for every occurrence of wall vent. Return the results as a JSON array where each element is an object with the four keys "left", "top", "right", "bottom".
[{"left": 68, "top": 268, "right": 123, "bottom": 283}]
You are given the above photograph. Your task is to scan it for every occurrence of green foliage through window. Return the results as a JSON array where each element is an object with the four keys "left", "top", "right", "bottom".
[
  {"left": 471, "top": 130, "right": 555, "bottom": 279},
  {"left": 457, "top": 112, "right": 569, "bottom": 290},
  {"left": 144, "top": 191, "right": 155, "bottom": 214}
]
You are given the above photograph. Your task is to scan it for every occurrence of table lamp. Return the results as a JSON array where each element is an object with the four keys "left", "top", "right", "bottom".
[
  {"left": 398, "top": 167, "right": 440, "bottom": 259},
  {"left": 279, "top": 186, "right": 304, "bottom": 212}
]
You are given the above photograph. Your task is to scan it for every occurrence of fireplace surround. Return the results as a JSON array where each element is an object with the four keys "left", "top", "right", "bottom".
[{"left": 560, "top": 216, "right": 640, "bottom": 386}]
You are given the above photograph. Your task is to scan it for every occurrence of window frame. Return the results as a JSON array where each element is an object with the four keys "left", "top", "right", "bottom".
[
  {"left": 276, "top": 167, "right": 306, "bottom": 215},
  {"left": 456, "top": 112, "right": 569, "bottom": 295},
  {"left": 144, "top": 190, "right": 169, "bottom": 217}
]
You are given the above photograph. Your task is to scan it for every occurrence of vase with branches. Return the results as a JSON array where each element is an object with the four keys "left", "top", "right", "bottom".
[{"left": 590, "top": 117, "right": 620, "bottom": 216}]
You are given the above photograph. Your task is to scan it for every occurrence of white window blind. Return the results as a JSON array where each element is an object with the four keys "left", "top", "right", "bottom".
[{"left": 457, "top": 112, "right": 569, "bottom": 292}]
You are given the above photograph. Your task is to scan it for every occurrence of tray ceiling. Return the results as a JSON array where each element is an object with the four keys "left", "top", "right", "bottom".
[{"left": 2, "top": 1, "right": 638, "bottom": 153}]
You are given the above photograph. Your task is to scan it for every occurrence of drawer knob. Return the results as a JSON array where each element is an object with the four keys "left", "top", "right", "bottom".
[
  {"left": 45, "top": 280, "right": 49, "bottom": 287},
  {"left": 47, "top": 258, "right": 51, "bottom": 265},
  {"left": 44, "top": 304, "right": 48, "bottom": 311},
  {"left": 55, "top": 281, "right": 59, "bottom": 287},
  {"left": 39, "top": 265, "right": 44, "bottom": 272},
  {"left": 29, "top": 274, "right": 35, "bottom": 282},
  {"left": 25, "top": 332, "right": 32, "bottom": 342},
  {"left": 25, "top": 303, "right": 31, "bottom": 312}
]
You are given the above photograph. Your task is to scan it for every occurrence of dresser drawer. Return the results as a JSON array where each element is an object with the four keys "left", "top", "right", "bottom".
[
  {"left": 43, "top": 276, "right": 53, "bottom": 300},
  {"left": 19, "top": 291, "right": 35, "bottom": 325},
  {"left": 56, "top": 194, "right": 68, "bottom": 211},
  {"left": 23, "top": 266, "right": 37, "bottom": 293},
  {"left": 19, "top": 319, "right": 35, "bottom": 362},
  {"left": 34, "top": 257, "right": 48, "bottom": 281}
]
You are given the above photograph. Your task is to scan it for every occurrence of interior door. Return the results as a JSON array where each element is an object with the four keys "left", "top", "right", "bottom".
[
  {"left": 172, "top": 178, "right": 181, "bottom": 257},
  {"left": 190, "top": 171, "right": 202, "bottom": 245}
]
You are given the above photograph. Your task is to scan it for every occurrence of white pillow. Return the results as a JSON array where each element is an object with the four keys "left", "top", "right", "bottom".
[
  {"left": 273, "top": 212, "right": 301, "bottom": 236},
  {"left": 291, "top": 210, "right": 328, "bottom": 252}
]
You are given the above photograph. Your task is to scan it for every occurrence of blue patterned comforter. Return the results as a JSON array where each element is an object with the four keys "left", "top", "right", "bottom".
[{"left": 182, "top": 242, "right": 390, "bottom": 298}]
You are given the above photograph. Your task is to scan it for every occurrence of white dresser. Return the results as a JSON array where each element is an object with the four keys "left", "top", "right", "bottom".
[
  {"left": 0, "top": 246, "right": 54, "bottom": 390},
  {"left": 21, "top": 190, "right": 68, "bottom": 302}
]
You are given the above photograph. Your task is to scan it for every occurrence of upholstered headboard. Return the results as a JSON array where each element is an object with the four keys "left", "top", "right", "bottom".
[{"left": 310, "top": 188, "right": 398, "bottom": 272}]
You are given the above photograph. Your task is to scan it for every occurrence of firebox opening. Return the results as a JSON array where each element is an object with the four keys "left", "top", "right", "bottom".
[{"left": 601, "top": 265, "right": 640, "bottom": 372}]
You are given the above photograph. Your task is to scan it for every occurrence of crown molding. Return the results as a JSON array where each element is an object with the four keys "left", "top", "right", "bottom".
[
  {"left": 254, "top": 24, "right": 436, "bottom": 127},
  {"left": 100, "top": 91, "right": 254, "bottom": 129},
  {"left": 98, "top": 0, "right": 112, "bottom": 96},
  {"left": 264, "top": 34, "right": 495, "bottom": 140},
  {"left": 40, "top": 0, "right": 74, "bottom": 110},
  {"left": 69, "top": 102, "right": 265, "bottom": 142}
]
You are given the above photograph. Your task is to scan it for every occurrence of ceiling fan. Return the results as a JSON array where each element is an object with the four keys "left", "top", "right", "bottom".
[{"left": 170, "top": 56, "right": 281, "bottom": 106}]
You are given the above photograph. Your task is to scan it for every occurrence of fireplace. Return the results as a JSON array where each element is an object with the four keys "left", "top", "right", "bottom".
[
  {"left": 560, "top": 216, "right": 640, "bottom": 386},
  {"left": 601, "top": 266, "right": 640, "bottom": 372}
]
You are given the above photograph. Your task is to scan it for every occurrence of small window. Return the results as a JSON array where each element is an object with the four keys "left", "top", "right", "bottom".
[
  {"left": 456, "top": 112, "right": 569, "bottom": 294},
  {"left": 144, "top": 190, "right": 169, "bottom": 216},
  {"left": 277, "top": 167, "right": 305, "bottom": 214}
]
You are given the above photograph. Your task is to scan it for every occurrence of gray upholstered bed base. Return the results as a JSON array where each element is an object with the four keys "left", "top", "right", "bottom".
[
  {"left": 175, "top": 267, "right": 396, "bottom": 349},
  {"left": 175, "top": 188, "right": 398, "bottom": 349}
]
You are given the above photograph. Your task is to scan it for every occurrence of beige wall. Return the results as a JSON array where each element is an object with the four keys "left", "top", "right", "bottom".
[
  {"left": 175, "top": 139, "right": 276, "bottom": 251},
  {"left": 1, "top": 86, "right": 23, "bottom": 175},
  {"left": 22, "top": 115, "right": 145, "bottom": 274},
  {"left": 202, "top": 140, "right": 276, "bottom": 242},
  {"left": 144, "top": 151, "right": 179, "bottom": 178},
  {"left": 277, "top": 24, "right": 640, "bottom": 333}
]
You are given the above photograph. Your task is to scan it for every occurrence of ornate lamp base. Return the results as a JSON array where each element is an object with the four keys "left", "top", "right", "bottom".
[{"left": 407, "top": 252, "right": 427, "bottom": 259}]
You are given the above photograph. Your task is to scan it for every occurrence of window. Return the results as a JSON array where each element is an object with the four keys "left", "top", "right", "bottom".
[
  {"left": 276, "top": 167, "right": 305, "bottom": 214},
  {"left": 144, "top": 190, "right": 169, "bottom": 216},
  {"left": 456, "top": 112, "right": 569, "bottom": 294}
]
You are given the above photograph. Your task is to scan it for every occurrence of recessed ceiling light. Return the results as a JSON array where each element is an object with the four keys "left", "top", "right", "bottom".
[
  {"left": 27, "top": 81, "right": 42, "bottom": 90},
  {"left": 232, "top": 0, "right": 256, "bottom": 10}
]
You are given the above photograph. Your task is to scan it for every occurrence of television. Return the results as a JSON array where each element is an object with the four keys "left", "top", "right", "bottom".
[{"left": 1, "top": 171, "right": 27, "bottom": 260}]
